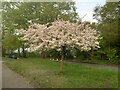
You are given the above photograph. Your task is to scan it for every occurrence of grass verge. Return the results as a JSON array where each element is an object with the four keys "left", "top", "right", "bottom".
[{"left": 2, "top": 57, "right": 118, "bottom": 88}]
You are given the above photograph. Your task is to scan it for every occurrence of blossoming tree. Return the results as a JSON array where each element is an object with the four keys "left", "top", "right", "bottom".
[{"left": 16, "top": 19, "right": 101, "bottom": 71}]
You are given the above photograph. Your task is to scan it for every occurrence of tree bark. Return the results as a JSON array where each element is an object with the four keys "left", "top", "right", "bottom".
[
  {"left": 108, "top": 21, "right": 111, "bottom": 60},
  {"left": 60, "top": 45, "right": 66, "bottom": 72},
  {"left": 22, "top": 44, "right": 26, "bottom": 58},
  {"left": 10, "top": 50, "right": 14, "bottom": 55},
  {"left": 2, "top": 47, "right": 6, "bottom": 57},
  {"left": 91, "top": 48, "right": 94, "bottom": 59},
  {"left": 18, "top": 48, "right": 21, "bottom": 57},
  {"left": 60, "top": 55, "right": 64, "bottom": 72}
]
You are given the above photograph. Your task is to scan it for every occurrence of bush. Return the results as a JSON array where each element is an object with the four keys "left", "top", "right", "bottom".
[
  {"left": 106, "top": 49, "right": 117, "bottom": 60},
  {"left": 93, "top": 50, "right": 108, "bottom": 60},
  {"left": 65, "top": 50, "right": 73, "bottom": 60},
  {"left": 47, "top": 49, "right": 61, "bottom": 59}
]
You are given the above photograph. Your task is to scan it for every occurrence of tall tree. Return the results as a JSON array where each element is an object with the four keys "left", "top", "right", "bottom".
[
  {"left": 93, "top": 2, "right": 119, "bottom": 48},
  {"left": 93, "top": 2, "right": 120, "bottom": 60},
  {"left": 2, "top": 2, "right": 79, "bottom": 31}
]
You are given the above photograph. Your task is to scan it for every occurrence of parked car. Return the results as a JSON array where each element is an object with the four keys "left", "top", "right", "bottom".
[{"left": 8, "top": 55, "right": 17, "bottom": 59}]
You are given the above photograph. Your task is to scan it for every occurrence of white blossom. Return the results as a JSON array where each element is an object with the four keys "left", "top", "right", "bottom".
[{"left": 16, "top": 20, "right": 101, "bottom": 52}]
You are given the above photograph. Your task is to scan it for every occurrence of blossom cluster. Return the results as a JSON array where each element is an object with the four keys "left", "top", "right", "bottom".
[{"left": 16, "top": 19, "right": 101, "bottom": 52}]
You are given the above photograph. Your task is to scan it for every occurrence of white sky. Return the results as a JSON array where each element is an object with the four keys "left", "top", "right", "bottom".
[{"left": 75, "top": 0, "right": 106, "bottom": 22}]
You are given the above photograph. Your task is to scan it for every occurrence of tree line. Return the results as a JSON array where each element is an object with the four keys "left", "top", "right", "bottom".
[{"left": 2, "top": 2, "right": 120, "bottom": 64}]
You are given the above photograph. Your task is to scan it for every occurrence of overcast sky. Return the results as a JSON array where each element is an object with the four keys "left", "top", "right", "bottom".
[{"left": 75, "top": 0, "right": 106, "bottom": 22}]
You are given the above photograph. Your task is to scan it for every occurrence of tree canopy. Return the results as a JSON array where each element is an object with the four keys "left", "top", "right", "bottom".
[
  {"left": 2, "top": 2, "right": 79, "bottom": 31},
  {"left": 93, "top": 2, "right": 119, "bottom": 48},
  {"left": 3, "top": 31, "right": 21, "bottom": 51},
  {"left": 16, "top": 19, "right": 100, "bottom": 53}
]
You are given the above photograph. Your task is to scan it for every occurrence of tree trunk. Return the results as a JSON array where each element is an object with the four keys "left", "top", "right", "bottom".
[
  {"left": 2, "top": 48, "right": 6, "bottom": 57},
  {"left": 91, "top": 48, "right": 94, "bottom": 59},
  {"left": 22, "top": 44, "right": 26, "bottom": 58},
  {"left": 60, "top": 55, "right": 64, "bottom": 72},
  {"left": 108, "top": 21, "right": 111, "bottom": 60},
  {"left": 10, "top": 50, "right": 14, "bottom": 55},
  {"left": 60, "top": 45, "right": 66, "bottom": 72},
  {"left": 18, "top": 48, "right": 21, "bottom": 57},
  {"left": 41, "top": 51, "right": 47, "bottom": 58}
]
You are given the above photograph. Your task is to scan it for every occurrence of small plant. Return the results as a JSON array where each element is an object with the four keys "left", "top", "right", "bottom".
[{"left": 106, "top": 49, "right": 117, "bottom": 60}]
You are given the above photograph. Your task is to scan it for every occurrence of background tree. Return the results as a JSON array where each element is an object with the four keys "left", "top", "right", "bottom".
[
  {"left": 2, "top": 2, "right": 79, "bottom": 30},
  {"left": 93, "top": 2, "right": 119, "bottom": 61},
  {"left": 3, "top": 31, "right": 21, "bottom": 55}
]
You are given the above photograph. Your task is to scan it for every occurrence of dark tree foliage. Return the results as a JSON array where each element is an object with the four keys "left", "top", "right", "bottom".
[{"left": 93, "top": 2, "right": 120, "bottom": 62}]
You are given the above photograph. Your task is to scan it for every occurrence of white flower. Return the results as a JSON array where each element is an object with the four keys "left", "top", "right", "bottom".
[{"left": 17, "top": 19, "right": 101, "bottom": 52}]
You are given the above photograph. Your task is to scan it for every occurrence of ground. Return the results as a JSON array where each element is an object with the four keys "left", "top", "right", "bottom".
[
  {"left": 2, "top": 57, "right": 118, "bottom": 88},
  {"left": 2, "top": 63, "right": 33, "bottom": 88}
]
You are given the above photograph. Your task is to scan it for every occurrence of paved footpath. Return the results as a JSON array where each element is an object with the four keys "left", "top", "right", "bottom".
[
  {"left": 2, "top": 64, "right": 33, "bottom": 88},
  {"left": 66, "top": 61, "right": 118, "bottom": 71}
]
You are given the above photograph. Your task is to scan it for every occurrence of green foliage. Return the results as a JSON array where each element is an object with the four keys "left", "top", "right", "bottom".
[
  {"left": 3, "top": 32, "right": 21, "bottom": 50},
  {"left": 2, "top": 2, "right": 79, "bottom": 31},
  {"left": 45, "top": 48, "right": 73, "bottom": 60},
  {"left": 97, "top": 22, "right": 118, "bottom": 47},
  {"left": 104, "top": 48, "right": 119, "bottom": 64},
  {"left": 94, "top": 3, "right": 118, "bottom": 40},
  {"left": 93, "top": 2, "right": 119, "bottom": 47},
  {"left": 105, "top": 49, "right": 117, "bottom": 60},
  {"left": 93, "top": 2, "right": 119, "bottom": 22},
  {"left": 65, "top": 49, "right": 74, "bottom": 60},
  {"left": 47, "top": 49, "right": 60, "bottom": 59},
  {"left": 93, "top": 2, "right": 120, "bottom": 63}
]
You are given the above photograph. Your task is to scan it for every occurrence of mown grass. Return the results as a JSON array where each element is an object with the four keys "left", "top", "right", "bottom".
[{"left": 3, "top": 57, "right": 118, "bottom": 88}]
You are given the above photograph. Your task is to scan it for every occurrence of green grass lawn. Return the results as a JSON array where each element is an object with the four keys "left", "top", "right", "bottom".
[{"left": 3, "top": 57, "right": 118, "bottom": 88}]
